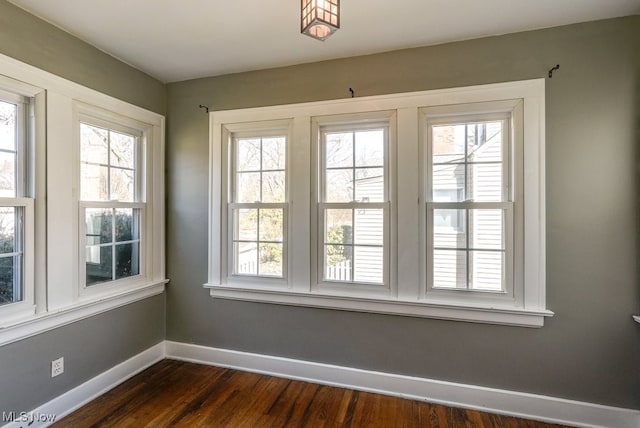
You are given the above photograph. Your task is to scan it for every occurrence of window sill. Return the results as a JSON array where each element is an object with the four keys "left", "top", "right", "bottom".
[
  {"left": 0, "top": 279, "right": 168, "bottom": 347},
  {"left": 204, "top": 283, "right": 553, "bottom": 328}
]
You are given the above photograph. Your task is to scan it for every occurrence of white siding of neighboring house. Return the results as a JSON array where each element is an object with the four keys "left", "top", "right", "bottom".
[{"left": 325, "top": 174, "right": 384, "bottom": 284}]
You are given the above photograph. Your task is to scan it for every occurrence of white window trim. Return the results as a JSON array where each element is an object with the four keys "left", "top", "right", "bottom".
[
  {"left": 0, "top": 52, "right": 167, "bottom": 346},
  {"left": 207, "top": 79, "right": 552, "bottom": 328}
]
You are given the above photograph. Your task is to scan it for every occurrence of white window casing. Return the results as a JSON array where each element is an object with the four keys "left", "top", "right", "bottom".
[{"left": 207, "top": 79, "right": 552, "bottom": 328}]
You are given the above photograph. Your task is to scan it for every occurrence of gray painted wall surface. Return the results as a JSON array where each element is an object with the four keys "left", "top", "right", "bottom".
[
  {"left": 166, "top": 16, "right": 640, "bottom": 409},
  {"left": 0, "top": 0, "right": 166, "bottom": 115},
  {"left": 0, "top": 0, "right": 167, "bottom": 415},
  {"left": 0, "top": 295, "right": 165, "bottom": 414}
]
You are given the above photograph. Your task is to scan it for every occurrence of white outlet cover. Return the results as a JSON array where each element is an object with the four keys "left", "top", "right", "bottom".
[{"left": 51, "top": 357, "right": 64, "bottom": 377}]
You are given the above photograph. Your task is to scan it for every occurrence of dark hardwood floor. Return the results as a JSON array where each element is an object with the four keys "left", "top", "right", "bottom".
[{"left": 54, "top": 360, "right": 570, "bottom": 427}]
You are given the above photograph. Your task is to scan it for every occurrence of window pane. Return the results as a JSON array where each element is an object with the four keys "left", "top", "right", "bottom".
[
  {"left": 325, "top": 209, "right": 352, "bottom": 244},
  {"left": 115, "top": 242, "right": 140, "bottom": 280},
  {"left": 110, "top": 131, "right": 136, "bottom": 169},
  {"left": 325, "top": 132, "right": 353, "bottom": 168},
  {"left": 235, "top": 208, "right": 257, "bottom": 241},
  {"left": 324, "top": 245, "right": 351, "bottom": 281},
  {"left": 259, "top": 208, "right": 283, "bottom": 242},
  {"left": 433, "top": 249, "right": 467, "bottom": 289},
  {"left": 235, "top": 241, "right": 257, "bottom": 275},
  {"left": 80, "top": 123, "right": 108, "bottom": 164},
  {"left": 261, "top": 171, "right": 285, "bottom": 202},
  {"left": 236, "top": 138, "right": 261, "bottom": 171},
  {"left": 110, "top": 167, "right": 135, "bottom": 202},
  {"left": 86, "top": 208, "right": 112, "bottom": 245},
  {"left": 0, "top": 151, "right": 16, "bottom": 197},
  {"left": 86, "top": 245, "right": 112, "bottom": 286},
  {"left": 467, "top": 163, "right": 502, "bottom": 202},
  {"left": 467, "top": 121, "right": 503, "bottom": 162},
  {"left": 432, "top": 124, "right": 465, "bottom": 163},
  {"left": 470, "top": 209, "right": 504, "bottom": 250},
  {"left": 115, "top": 208, "right": 140, "bottom": 242},
  {"left": 469, "top": 250, "right": 503, "bottom": 291},
  {"left": 355, "top": 167, "right": 384, "bottom": 202},
  {"left": 354, "top": 129, "right": 384, "bottom": 167},
  {"left": 81, "top": 163, "right": 109, "bottom": 201},
  {"left": 353, "top": 246, "right": 383, "bottom": 284},
  {"left": 236, "top": 172, "right": 260, "bottom": 203},
  {"left": 261, "top": 137, "right": 286, "bottom": 170},
  {"left": 325, "top": 169, "right": 353, "bottom": 202},
  {"left": 432, "top": 164, "right": 464, "bottom": 201},
  {"left": 259, "top": 243, "right": 283, "bottom": 277},
  {"left": 0, "top": 255, "right": 18, "bottom": 306},
  {"left": 0, "top": 207, "right": 16, "bottom": 254},
  {"left": 354, "top": 209, "right": 383, "bottom": 245},
  {"left": 433, "top": 209, "right": 465, "bottom": 248},
  {"left": 0, "top": 101, "right": 16, "bottom": 152}
]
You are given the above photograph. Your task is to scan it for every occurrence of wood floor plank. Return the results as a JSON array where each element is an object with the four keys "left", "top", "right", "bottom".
[{"left": 53, "top": 360, "right": 571, "bottom": 428}]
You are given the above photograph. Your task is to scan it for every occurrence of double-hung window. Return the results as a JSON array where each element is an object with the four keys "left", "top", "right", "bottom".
[
  {"left": 224, "top": 121, "right": 289, "bottom": 282},
  {"left": 314, "top": 114, "right": 393, "bottom": 290},
  {"left": 78, "top": 111, "right": 145, "bottom": 290},
  {"left": 424, "top": 103, "right": 519, "bottom": 306},
  {"left": 0, "top": 83, "right": 36, "bottom": 323},
  {"left": 208, "top": 80, "right": 549, "bottom": 327}
]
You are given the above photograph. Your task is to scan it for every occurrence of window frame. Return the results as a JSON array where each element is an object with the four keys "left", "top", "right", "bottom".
[
  {"left": 0, "top": 79, "right": 41, "bottom": 326},
  {"left": 207, "top": 79, "right": 551, "bottom": 328},
  {"left": 311, "top": 112, "right": 396, "bottom": 296},
  {"left": 220, "top": 120, "right": 292, "bottom": 287},
  {"left": 421, "top": 104, "right": 521, "bottom": 307},
  {"left": 74, "top": 103, "right": 156, "bottom": 298}
]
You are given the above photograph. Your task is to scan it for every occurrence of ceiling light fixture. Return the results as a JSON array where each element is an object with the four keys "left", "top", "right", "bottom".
[{"left": 301, "top": 0, "right": 340, "bottom": 41}]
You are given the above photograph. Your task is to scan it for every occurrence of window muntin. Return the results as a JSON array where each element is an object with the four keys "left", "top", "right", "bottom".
[
  {"left": 84, "top": 207, "right": 141, "bottom": 286},
  {"left": 318, "top": 122, "right": 389, "bottom": 287},
  {"left": 80, "top": 119, "right": 144, "bottom": 287},
  {"left": 427, "top": 115, "right": 512, "bottom": 294},
  {"left": 229, "top": 132, "right": 287, "bottom": 278}
]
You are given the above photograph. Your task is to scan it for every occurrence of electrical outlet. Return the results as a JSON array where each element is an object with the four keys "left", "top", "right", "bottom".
[{"left": 51, "top": 357, "right": 64, "bottom": 377}]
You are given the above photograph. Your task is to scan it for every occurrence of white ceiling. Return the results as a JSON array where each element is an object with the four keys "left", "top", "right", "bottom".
[{"left": 7, "top": 0, "right": 640, "bottom": 83}]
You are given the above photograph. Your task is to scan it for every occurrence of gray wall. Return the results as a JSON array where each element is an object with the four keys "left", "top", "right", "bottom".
[
  {"left": 0, "top": 0, "right": 167, "bottom": 414},
  {"left": 0, "top": 295, "right": 165, "bottom": 414},
  {"left": 166, "top": 16, "right": 640, "bottom": 409}
]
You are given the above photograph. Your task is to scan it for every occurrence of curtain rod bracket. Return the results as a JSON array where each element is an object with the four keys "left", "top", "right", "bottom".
[
  {"left": 199, "top": 104, "right": 210, "bottom": 113},
  {"left": 548, "top": 64, "right": 560, "bottom": 78}
]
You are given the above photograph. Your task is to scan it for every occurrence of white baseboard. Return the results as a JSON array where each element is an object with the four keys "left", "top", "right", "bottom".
[
  {"left": 6, "top": 341, "right": 638, "bottom": 428},
  {"left": 2, "top": 342, "right": 165, "bottom": 428},
  {"left": 165, "top": 341, "right": 640, "bottom": 428}
]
